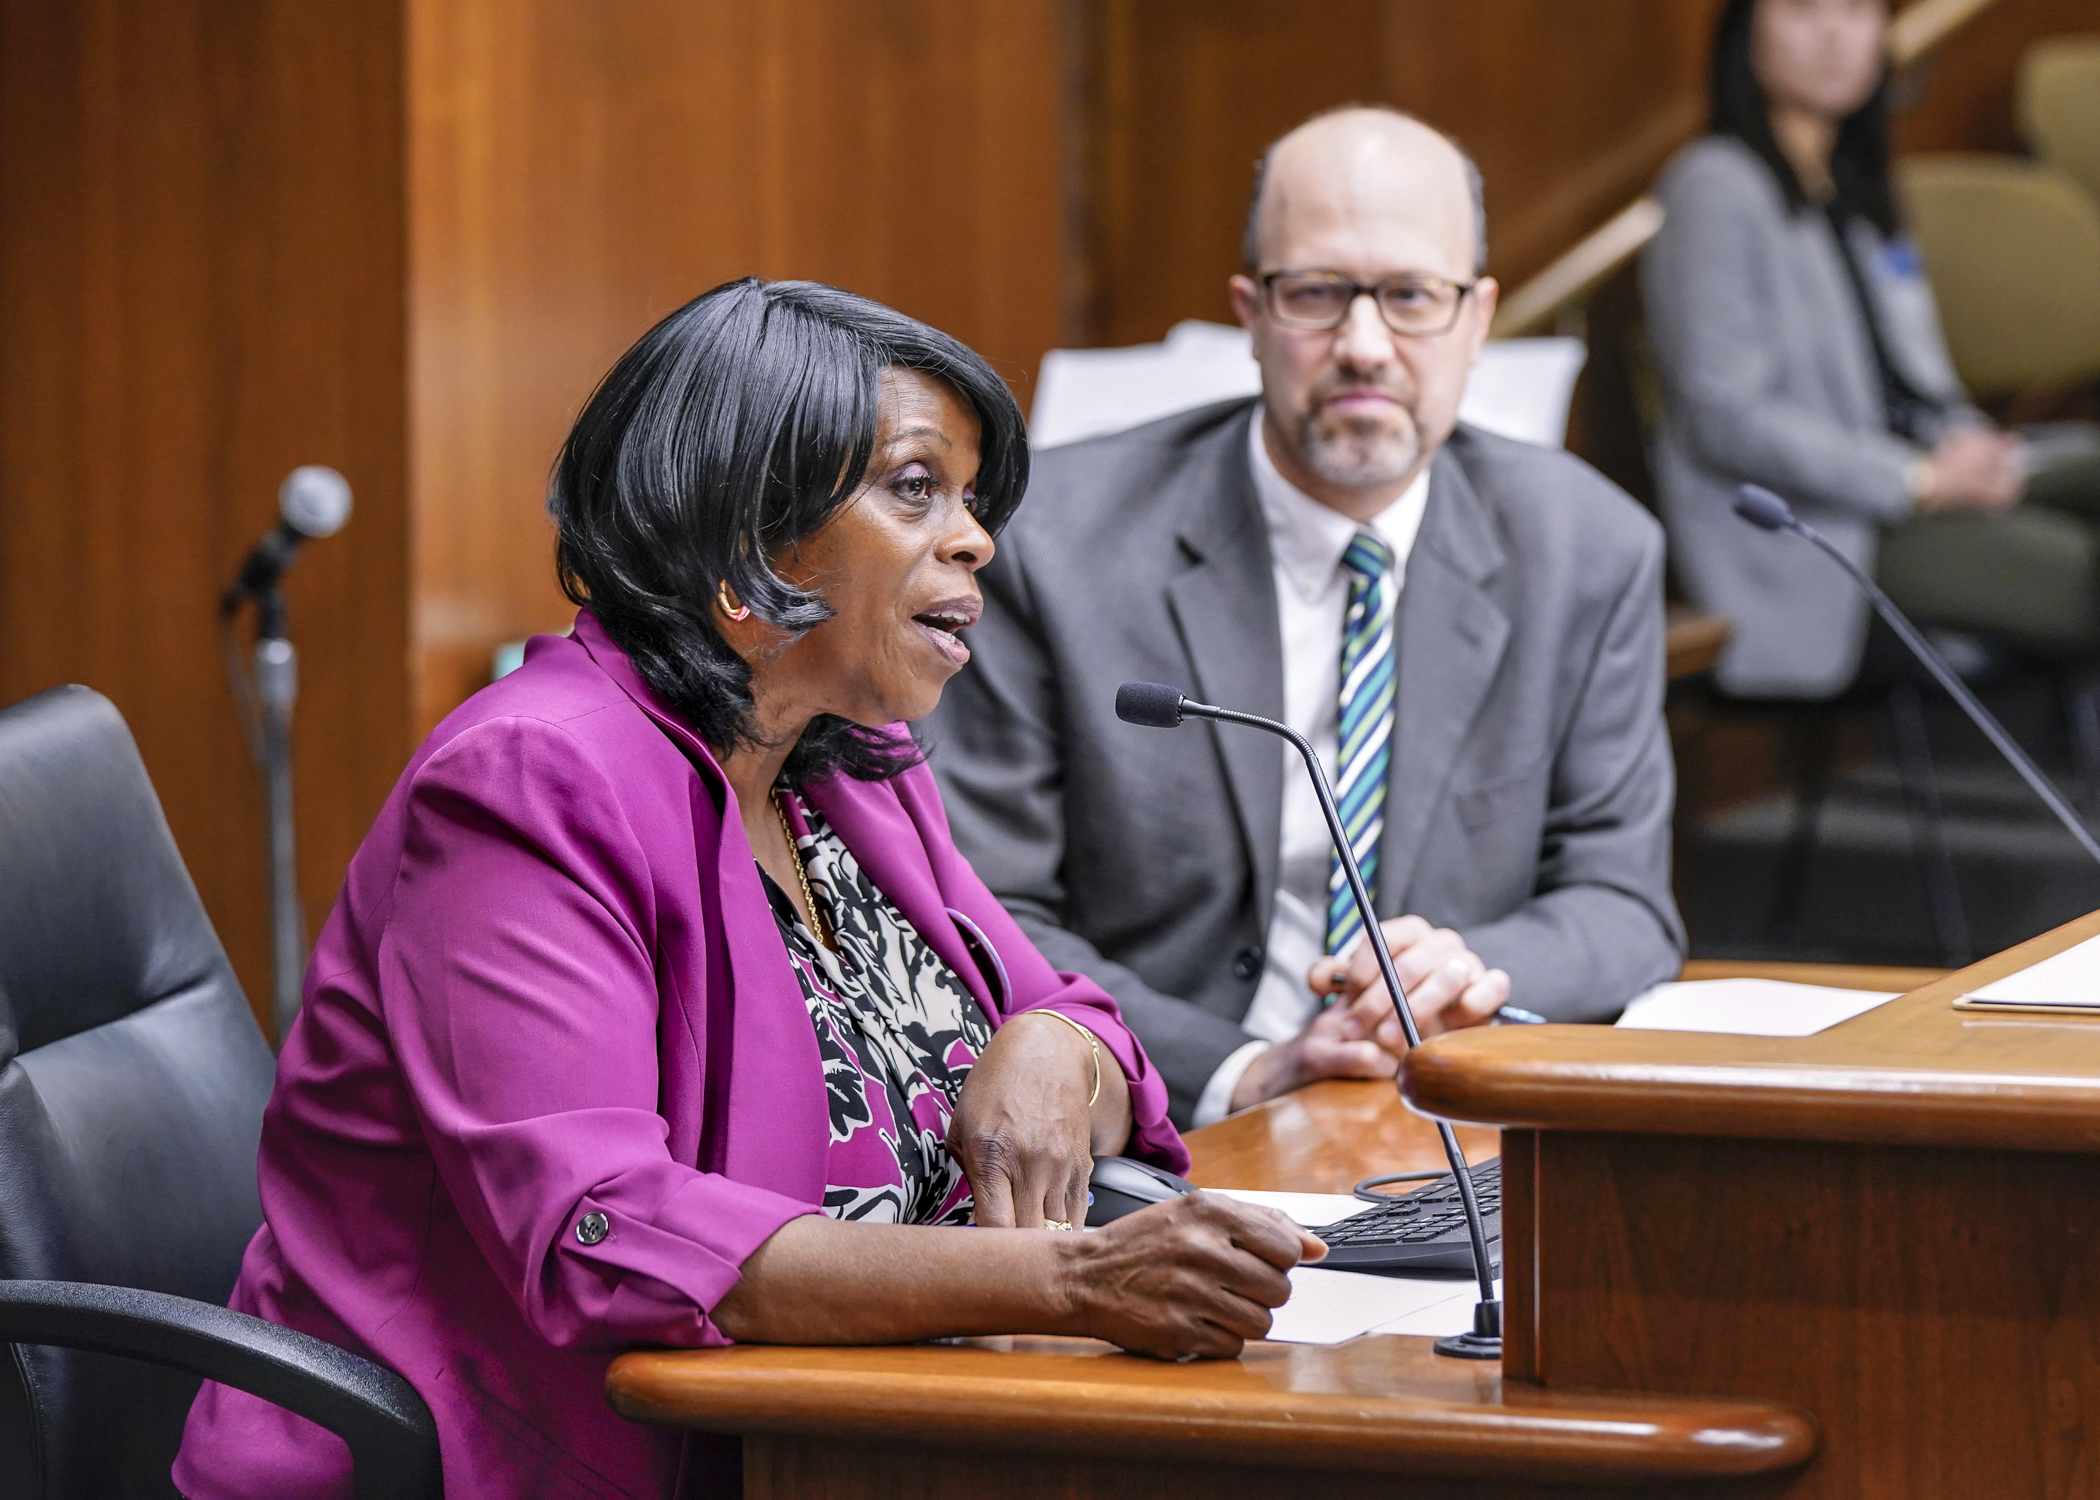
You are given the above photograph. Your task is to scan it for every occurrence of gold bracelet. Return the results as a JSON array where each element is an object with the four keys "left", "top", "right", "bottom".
[{"left": 1025, "top": 1009, "right": 1102, "bottom": 1107}]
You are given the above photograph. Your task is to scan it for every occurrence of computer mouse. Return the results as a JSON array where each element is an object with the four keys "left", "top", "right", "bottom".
[{"left": 1085, "top": 1155, "right": 1196, "bottom": 1226}]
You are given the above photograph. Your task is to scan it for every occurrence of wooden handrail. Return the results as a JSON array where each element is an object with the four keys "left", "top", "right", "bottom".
[
  {"left": 1491, "top": 198, "right": 1665, "bottom": 340},
  {"left": 1888, "top": 0, "right": 1998, "bottom": 61},
  {"left": 1490, "top": 0, "right": 2001, "bottom": 338}
]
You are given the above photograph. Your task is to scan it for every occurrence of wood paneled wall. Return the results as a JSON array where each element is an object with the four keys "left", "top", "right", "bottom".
[
  {"left": 0, "top": 1, "right": 412, "bottom": 1030},
  {"left": 0, "top": 0, "right": 1066, "bottom": 1024},
  {"left": 1893, "top": 0, "right": 2100, "bottom": 153},
  {"left": 1077, "top": 0, "right": 1724, "bottom": 346},
  {"left": 406, "top": 0, "right": 1070, "bottom": 730},
  {"left": 1073, "top": 0, "right": 2100, "bottom": 349}
]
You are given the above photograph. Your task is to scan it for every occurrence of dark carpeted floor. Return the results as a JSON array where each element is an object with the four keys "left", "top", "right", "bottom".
[{"left": 1678, "top": 675, "right": 2100, "bottom": 970}]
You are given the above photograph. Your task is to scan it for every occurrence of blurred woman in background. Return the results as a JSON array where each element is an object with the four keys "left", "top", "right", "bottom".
[
  {"left": 1645, "top": 0, "right": 2100, "bottom": 698},
  {"left": 173, "top": 279, "right": 1321, "bottom": 1500}
]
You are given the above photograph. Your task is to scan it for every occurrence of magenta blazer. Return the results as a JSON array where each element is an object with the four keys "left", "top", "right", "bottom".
[{"left": 174, "top": 610, "right": 1186, "bottom": 1500}]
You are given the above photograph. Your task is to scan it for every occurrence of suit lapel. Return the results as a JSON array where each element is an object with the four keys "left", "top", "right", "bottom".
[
  {"left": 570, "top": 610, "right": 832, "bottom": 1196},
  {"left": 1380, "top": 444, "right": 1510, "bottom": 914},
  {"left": 1162, "top": 407, "right": 1286, "bottom": 924}
]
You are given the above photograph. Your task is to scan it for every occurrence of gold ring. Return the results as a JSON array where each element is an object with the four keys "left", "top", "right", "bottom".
[{"left": 1044, "top": 1219, "right": 1074, "bottom": 1232}]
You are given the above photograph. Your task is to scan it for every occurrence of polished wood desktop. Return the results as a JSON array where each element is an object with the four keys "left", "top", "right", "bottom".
[
  {"left": 606, "top": 959, "right": 1996, "bottom": 1496},
  {"left": 610, "top": 1334, "right": 1811, "bottom": 1499},
  {"left": 606, "top": 940, "right": 2095, "bottom": 1496},
  {"left": 608, "top": 1082, "right": 1815, "bottom": 1499},
  {"left": 1664, "top": 602, "right": 1732, "bottom": 683}
]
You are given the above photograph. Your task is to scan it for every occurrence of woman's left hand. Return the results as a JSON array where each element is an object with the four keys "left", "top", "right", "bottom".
[{"left": 951, "top": 1011, "right": 1124, "bottom": 1229}]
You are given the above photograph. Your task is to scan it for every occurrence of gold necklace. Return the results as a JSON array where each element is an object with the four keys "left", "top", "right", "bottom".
[{"left": 772, "top": 788, "right": 831, "bottom": 949}]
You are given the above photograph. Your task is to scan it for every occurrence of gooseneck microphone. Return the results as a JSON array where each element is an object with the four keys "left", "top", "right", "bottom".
[
  {"left": 1732, "top": 484, "right": 2100, "bottom": 868},
  {"left": 1115, "top": 681, "right": 1502, "bottom": 1360},
  {"left": 221, "top": 466, "right": 354, "bottom": 1049},
  {"left": 220, "top": 465, "right": 354, "bottom": 619}
]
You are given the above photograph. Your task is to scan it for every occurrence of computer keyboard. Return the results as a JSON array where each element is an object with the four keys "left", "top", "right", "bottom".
[{"left": 1310, "top": 1157, "right": 1501, "bottom": 1274}]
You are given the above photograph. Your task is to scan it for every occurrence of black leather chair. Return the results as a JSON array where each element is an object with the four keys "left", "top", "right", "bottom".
[{"left": 0, "top": 685, "right": 438, "bottom": 1499}]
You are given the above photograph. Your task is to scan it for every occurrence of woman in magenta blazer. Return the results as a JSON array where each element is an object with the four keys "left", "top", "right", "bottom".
[{"left": 174, "top": 280, "right": 1322, "bottom": 1499}]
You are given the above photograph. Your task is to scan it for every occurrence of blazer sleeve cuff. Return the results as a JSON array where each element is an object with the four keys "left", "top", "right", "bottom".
[
  {"left": 1465, "top": 903, "right": 1683, "bottom": 1024},
  {"left": 558, "top": 1172, "right": 818, "bottom": 1347},
  {"left": 1849, "top": 435, "right": 1922, "bottom": 522}
]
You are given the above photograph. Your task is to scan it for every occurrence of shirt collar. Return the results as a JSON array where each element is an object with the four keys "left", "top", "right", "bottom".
[{"left": 1246, "top": 406, "right": 1433, "bottom": 604}]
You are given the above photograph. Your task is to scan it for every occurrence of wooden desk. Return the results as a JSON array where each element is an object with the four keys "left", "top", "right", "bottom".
[
  {"left": 1665, "top": 602, "right": 1732, "bottom": 682},
  {"left": 610, "top": 1332, "right": 1811, "bottom": 1498},
  {"left": 1180, "top": 1070, "right": 1497, "bottom": 1194},
  {"left": 608, "top": 1084, "right": 1816, "bottom": 1494},
  {"left": 1407, "top": 908, "right": 2100, "bottom": 1499},
  {"left": 1676, "top": 958, "right": 1946, "bottom": 994}
]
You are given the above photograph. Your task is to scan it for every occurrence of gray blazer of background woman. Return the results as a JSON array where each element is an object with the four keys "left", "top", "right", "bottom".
[{"left": 1643, "top": 135, "right": 1976, "bottom": 698}]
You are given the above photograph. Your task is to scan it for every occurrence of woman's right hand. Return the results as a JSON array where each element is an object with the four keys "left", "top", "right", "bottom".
[
  {"left": 1916, "top": 427, "right": 2024, "bottom": 513},
  {"left": 1053, "top": 1192, "right": 1325, "bottom": 1358}
]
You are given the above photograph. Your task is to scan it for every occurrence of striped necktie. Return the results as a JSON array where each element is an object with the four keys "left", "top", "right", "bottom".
[{"left": 1326, "top": 529, "right": 1397, "bottom": 958}]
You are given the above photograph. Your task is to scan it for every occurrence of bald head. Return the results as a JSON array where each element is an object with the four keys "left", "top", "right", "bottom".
[
  {"left": 1226, "top": 106, "right": 1499, "bottom": 520},
  {"left": 1241, "top": 107, "right": 1486, "bottom": 276}
]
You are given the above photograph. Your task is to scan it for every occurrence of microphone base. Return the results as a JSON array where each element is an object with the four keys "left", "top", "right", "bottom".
[
  {"left": 1432, "top": 1330, "right": 1503, "bottom": 1360},
  {"left": 1432, "top": 1298, "right": 1503, "bottom": 1360}
]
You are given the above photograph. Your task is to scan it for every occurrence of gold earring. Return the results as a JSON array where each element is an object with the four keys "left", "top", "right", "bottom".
[{"left": 717, "top": 581, "right": 751, "bottom": 622}]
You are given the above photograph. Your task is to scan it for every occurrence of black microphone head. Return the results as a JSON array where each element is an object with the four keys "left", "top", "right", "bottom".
[
  {"left": 1116, "top": 682, "right": 1187, "bottom": 729},
  {"left": 1733, "top": 484, "right": 1795, "bottom": 533}
]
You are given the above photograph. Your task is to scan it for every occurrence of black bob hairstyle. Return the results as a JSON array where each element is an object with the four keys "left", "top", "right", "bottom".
[
  {"left": 1709, "top": 0, "right": 1898, "bottom": 237},
  {"left": 548, "top": 277, "right": 1029, "bottom": 785}
]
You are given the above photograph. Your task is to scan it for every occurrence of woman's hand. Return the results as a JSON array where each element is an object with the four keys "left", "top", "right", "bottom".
[
  {"left": 1915, "top": 427, "right": 2025, "bottom": 513},
  {"left": 1055, "top": 1193, "right": 1325, "bottom": 1358},
  {"left": 713, "top": 1190, "right": 1322, "bottom": 1354},
  {"left": 951, "top": 1010, "right": 1132, "bottom": 1228}
]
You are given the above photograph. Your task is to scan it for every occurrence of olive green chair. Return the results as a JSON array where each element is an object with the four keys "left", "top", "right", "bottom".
[
  {"left": 2020, "top": 37, "right": 2100, "bottom": 212},
  {"left": 1896, "top": 154, "right": 2100, "bottom": 401}
]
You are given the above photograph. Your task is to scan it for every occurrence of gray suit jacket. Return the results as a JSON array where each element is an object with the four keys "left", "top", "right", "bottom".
[
  {"left": 1643, "top": 137, "right": 1975, "bottom": 697},
  {"left": 923, "top": 399, "right": 1685, "bottom": 1124}
]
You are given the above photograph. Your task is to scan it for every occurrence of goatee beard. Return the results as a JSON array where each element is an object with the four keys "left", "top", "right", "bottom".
[{"left": 1297, "top": 410, "right": 1421, "bottom": 490}]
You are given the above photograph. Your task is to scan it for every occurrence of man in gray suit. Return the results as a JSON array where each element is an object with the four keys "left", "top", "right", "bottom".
[{"left": 928, "top": 107, "right": 1684, "bottom": 1127}]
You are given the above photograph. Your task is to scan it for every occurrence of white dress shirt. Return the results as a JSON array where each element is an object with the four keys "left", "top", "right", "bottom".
[{"left": 1189, "top": 411, "right": 1432, "bottom": 1127}]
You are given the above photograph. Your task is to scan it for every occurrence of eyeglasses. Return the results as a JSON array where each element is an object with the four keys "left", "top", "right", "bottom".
[{"left": 1258, "top": 270, "right": 1479, "bottom": 337}]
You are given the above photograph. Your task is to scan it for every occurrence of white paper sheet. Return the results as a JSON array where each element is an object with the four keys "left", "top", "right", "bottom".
[
  {"left": 1367, "top": 1284, "right": 1500, "bottom": 1338},
  {"left": 1208, "top": 1191, "right": 1496, "bottom": 1344},
  {"left": 1214, "top": 1189, "right": 1372, "bottom": 1227},
  {"left": 1263, "top": 1267, "right": 1485, "bottom": 1345},
  {"left": 1964, "top": 934, "right": 2100, "bottom": 1007},
  {"left": 1616, "top": 978, "right": 1897, "bottom": 1037}
]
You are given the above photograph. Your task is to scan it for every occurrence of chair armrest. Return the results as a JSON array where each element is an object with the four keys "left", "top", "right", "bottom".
[{"left": 0, "top": 1280, "right": 439, "bottom": 1500}]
